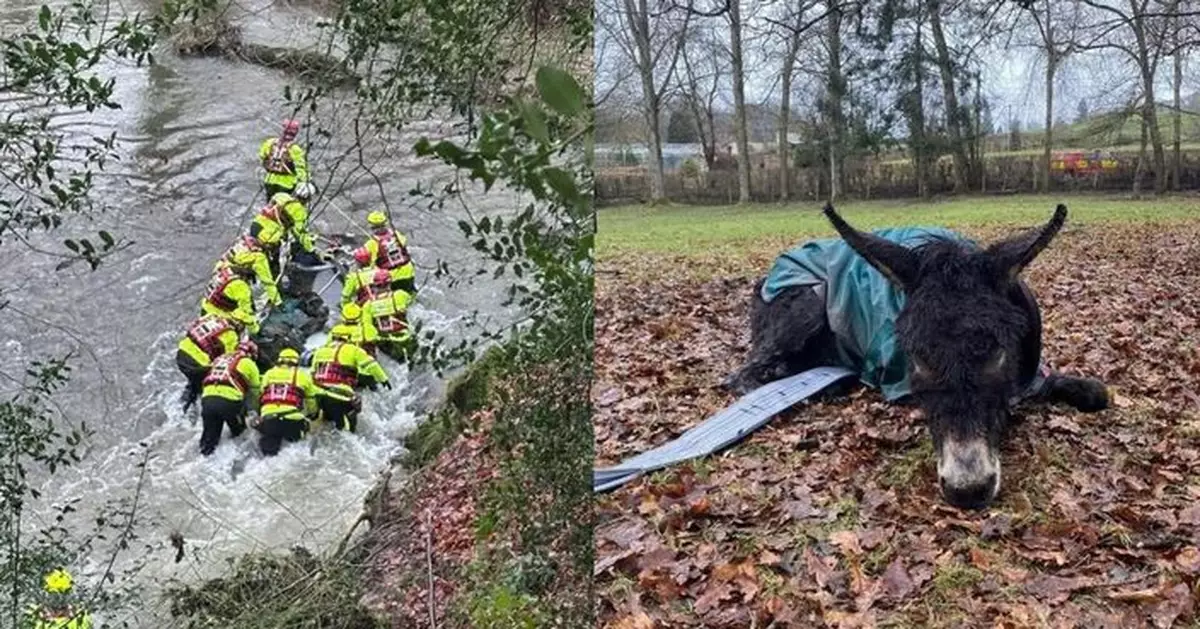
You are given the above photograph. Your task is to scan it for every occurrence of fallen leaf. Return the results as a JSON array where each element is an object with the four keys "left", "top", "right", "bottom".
[
  {"left": 1151, "top": 583, "right": 1194, "bottom": 629},
  {"left": 1024, "top": 574, "right": 1094, "bottom": 605},
  {"left": 881, "top": 557, "right": 915, "bottom": 600},
  {"left": 830, "top": 530, "right": 863, "bottom": 557}
]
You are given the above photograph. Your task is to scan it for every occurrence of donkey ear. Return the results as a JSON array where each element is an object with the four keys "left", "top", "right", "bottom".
[
  {"left": 823, "top": 202, "right": 919, "bottom": 289},
  {"left": 985, "top": 204, "right": 1068, "bottom": 280}
]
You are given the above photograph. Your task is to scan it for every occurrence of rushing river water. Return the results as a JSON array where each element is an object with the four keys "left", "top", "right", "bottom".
[{"left": 0, "top": 0, "right": 519, "bottom": 623}]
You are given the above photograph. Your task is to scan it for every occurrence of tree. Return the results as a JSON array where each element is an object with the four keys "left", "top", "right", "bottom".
[
  {"left": 677, "top": 24, "right": 728, "bottom": 168},
  {"left": 764, "top": 2, "right": 815, "bottom": 201},
  {"left": 1076, "top": 98, "right": 1090, "bottom": 122},
  {"left": 1009, "top": 117, "right": 1023, "bottom": 151},
  {"left": 1075, "top": 0, "right": 1188, "bottom": 194},
  {"left": 1022, "top": 0, "right": 1085, "bottom": 191},
  {"left": 598, "top": 0, "right": 692, "bottom": 203},
  {"left": 666, "top": 106, "right": 701, "bottom": 142}
]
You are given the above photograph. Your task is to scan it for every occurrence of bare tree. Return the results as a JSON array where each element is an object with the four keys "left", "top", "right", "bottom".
[
  {"left": 1022, "top": 0, "right": 1085, "bottom": 191},
  {"left": 926, "top": 0, "right": 970, "bottom": 192},
  {"left": 677, "top": 24, "right": 728, "bottom": 168},
  {"left": 1076, "top": 0, "right": 1185, "bottom": 194},
  {"left": 763, "top": 1, "right": 829, "bottom": 201},
  {"left": 825, "top": 1, "right": 846, "bottom": 200},
  {"left": 598, "top": 0, "right": 692, "bottom": 202},
  {"left": 729, "top": 0, "right": 751, "bottom": 203}
]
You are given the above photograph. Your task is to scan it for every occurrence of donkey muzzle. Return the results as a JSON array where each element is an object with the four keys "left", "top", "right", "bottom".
[{"left": 937, "top": 437, "right": 1001, "bottom": 510}]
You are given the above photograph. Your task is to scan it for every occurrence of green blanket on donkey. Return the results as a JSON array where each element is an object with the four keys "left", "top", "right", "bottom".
[{"left": 760, "top": 227, "right": 975, "bottom": 401}]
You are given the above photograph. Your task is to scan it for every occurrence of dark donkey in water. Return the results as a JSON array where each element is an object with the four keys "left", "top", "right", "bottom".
[{"left": 726, "top": 203, "right": 1109, "bottom": 510}]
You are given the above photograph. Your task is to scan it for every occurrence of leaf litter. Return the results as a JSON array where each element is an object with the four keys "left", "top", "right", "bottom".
[{"left": 594, "top": 222, "right": 1200, "bottom": 628}]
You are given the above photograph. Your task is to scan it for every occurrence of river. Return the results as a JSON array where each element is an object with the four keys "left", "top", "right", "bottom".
[{"left": 0, "top": 0, "right": 519, "bottom": 624}]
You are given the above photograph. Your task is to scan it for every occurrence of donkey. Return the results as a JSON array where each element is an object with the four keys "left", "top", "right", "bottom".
[{"left": 725, "top": 203, "right": 1109, "bottom": 510}]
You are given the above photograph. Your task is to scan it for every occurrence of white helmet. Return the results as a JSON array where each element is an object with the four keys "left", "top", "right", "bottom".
[{"left": 294, "top": 182, "right": 317, "bottom": 202}]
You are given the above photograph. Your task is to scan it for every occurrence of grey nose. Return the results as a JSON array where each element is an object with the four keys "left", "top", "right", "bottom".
[{"left": 938, "top": 473, "right": 998, "bottom": 510}]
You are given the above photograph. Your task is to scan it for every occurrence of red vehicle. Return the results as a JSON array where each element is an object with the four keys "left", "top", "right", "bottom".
[{"left": 1050, "top": 151, "right": 1119, "bottom": 176}]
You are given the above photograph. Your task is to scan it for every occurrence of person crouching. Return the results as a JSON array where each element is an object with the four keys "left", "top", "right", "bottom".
[
  {"left": 255, "top": 347, "right": 326, "bottom": 456},
  {"left": 198, "top": 339, "right": 262, "bottom": 456},
  {"left": 310, "top": 330, "right": 390, "bottom": 432}
]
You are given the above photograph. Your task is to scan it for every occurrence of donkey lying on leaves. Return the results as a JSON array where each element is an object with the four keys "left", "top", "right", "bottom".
[{"left": 725, "top": 203, "right": 1109, "bottom": 510}]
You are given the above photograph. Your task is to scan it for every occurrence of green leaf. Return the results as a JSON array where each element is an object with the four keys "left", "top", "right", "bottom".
[
  {"left": 520, "top": 101, "right": 549, "bottom": 143},
  {"left": 543, "top": 167, "right": 579, "bottom": 202},
  {"left": 38, "top": 5, "right": 51, "bottom": 31},
  {"left": 457, "top": 220, "right": 473, "bottom": 236},
  {"left": 535, "top": 66, "right": 585, "bottom": 117},
  {"left": 64, "top": 239, "right": 79, "bottom": 253}
]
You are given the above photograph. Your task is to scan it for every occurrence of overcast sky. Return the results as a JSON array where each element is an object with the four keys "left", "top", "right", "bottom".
[{"left": 594, "top": 3, "right": 1200, "bottom": 131}]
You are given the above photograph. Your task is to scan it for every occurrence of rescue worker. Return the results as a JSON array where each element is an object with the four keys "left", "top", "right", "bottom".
[
  {"left": 250, "top": 191, "right": 318, "bottom": 277},
  {"left": 198, "top": 339, "right": 262, "bottom": 455},
  {"left": 362, "top": 284, "right": 415, "bottom": 361},
  {"left": 29, "top": 568, "right": 92, "bottom": 629},
  {"left": 256, "top": 347, "right": 326, "bottom": 456},
  {"left": 310, "top": 333, "right": 390, "bottom": 432},
  {"left": 176, "top": 313, "right": 241, "bottom": 412},
  {"left": 214, "top": 232, "right": 282, "bottom": 307},
  {"left": 259, "top": 118, "right": 309, "bottom": 197},
  {"left": 200, "top": 251, "right": 260, "bottom": 335},
  {"left": 351, "top": 211, "right": 415, "bottom": 292},
  {"left": 340, "top": 264, "right": 391, "bottom": 308},
  {"left": 328, "top": 302, "right": 379, "bottom": 354}
]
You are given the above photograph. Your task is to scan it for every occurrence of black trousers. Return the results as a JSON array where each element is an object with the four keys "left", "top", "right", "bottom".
[
  {"left": 390, "top": 277, "right": 415, "bottom": 293},
  {"left": 318, "top": 396, "right": 361, "bottom": 432},
  {"left": 256, "top": 414, "right": 306, "bottom": 456},
  {"left": 199, "top": 396, "right": 247, "bottom": 455},
  {"left": 175, "top": 349, "right": 207, "bottom": 411}
]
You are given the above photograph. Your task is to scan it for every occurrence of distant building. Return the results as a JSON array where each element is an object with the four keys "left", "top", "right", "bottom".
[{"left": 595, "top": 143, "right": 707, "bottom": 170}]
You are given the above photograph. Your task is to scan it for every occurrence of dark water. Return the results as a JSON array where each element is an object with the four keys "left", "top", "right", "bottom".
[{"left": 0, "top": 1, "right": 519, "bottom": 622}]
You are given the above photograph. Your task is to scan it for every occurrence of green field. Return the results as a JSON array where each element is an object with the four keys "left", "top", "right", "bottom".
[{"left": 597, "top": 194, "right": 1200, "bottom": 260}]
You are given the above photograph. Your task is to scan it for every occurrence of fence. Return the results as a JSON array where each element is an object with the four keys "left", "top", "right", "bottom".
[{"left": 594, "top": 152, "right": 1200, "bottom": 206}]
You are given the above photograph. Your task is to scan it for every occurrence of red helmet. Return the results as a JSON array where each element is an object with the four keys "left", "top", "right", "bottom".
[
  {"left": 353, "top": 247, "right": 371, "bottom": 267},
  {"left": 373, "top": 268, "right": 391, "bottom": 285},
  {"left": 237, "top": 339, "right": 258, "bottom": 357},
  {"left": 281, "top": 119, "right": 300, "bottom": 139}
]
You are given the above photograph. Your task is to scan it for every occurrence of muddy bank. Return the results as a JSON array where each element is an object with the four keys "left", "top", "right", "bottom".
[{"left": 593, "top": 221, "right": 1200, "bottom": 627}]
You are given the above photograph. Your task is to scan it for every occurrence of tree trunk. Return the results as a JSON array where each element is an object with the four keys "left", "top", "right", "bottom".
[
  {"left": 1043, "top": 52, "right": 1055, "bottom": 193},
  {"left": 729, "top": 0, "right": 751, "bottom": 204},
  {"left": 1134, "top": 110, "right": 1147, "bottom": 195},
  {"left": 1173, "top": 8, "right": 1182, "bottom": 190},
  {"left": 779, "top": 29, "right": 802, "bottom": 202},
  {"left": 1129, "top": 4, "right": 1166, "bottom": 194},
  {"left": 628, "top": 0, "right": 667, "bottom": 202},
  {"left": 926, "top": 0, "right": 968, "bottom": 193},
  {"left": 912, "top": 7, "right": 928, "bottom": 198},
  {"left": 826, "top": 3, "right": 844, "bottom": 201}
]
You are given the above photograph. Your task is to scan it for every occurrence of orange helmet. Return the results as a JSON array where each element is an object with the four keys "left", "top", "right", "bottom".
[{"left": 353, "top": 247, "right": 371, "bottom": 267}]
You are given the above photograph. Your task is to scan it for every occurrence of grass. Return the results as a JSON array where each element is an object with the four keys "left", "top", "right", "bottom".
[{"left": 597, "top": 193, "right": 1200, "bottom": 261}]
